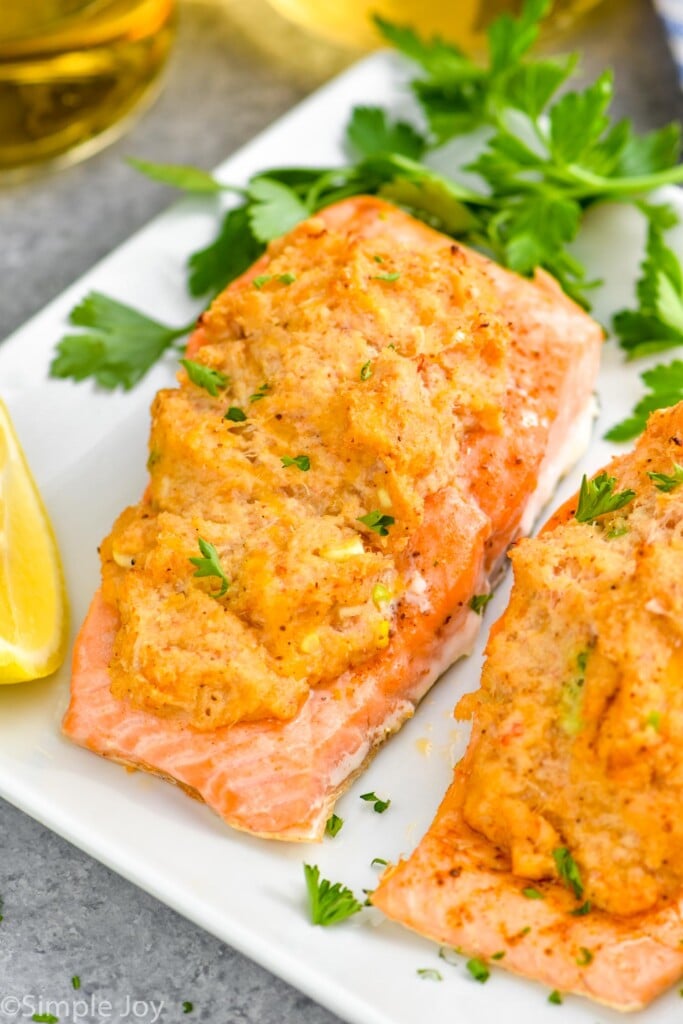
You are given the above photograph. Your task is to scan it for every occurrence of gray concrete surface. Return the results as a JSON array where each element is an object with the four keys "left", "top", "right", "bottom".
[{"left": 0, "top": 0, "right": 681, "bottom": 1021}]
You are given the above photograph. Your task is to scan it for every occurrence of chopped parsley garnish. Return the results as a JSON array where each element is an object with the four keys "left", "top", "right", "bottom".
[
  {"left": 180, "top": 358, "right": 230, "bottom": 397},
  {"left": 182, "top": 1001, "right": 194, "bottom": 1013},
  {"left": 469, "top": 593, "right": 492, "bottom": 615},
  {"left": 553, "top": 846, "right": 584, "bottom": 900},
  {"left": 71, "top": 976, "right": 81, "bottom": 990},
  {"left": 646, "top": 711, "right": 662, "bottom": 732},
  {"left": 466, "top": 958, "right": 490, "bottom": 983},
  {"left": 281, "top": 454, "right": 311, "bottom": 471},
  {"left": 560, "top": 649, "right": 589, "bottom": 736},
  {"left": 360, "top": 791, "right": 391, "bottom": 813},
  {"left": 576, "top": 946, "right": 594, "bottom": 966},
  {"left": 574, "top": 472, "right": 635, "bottom": 524},
  {"left": 373, "top": 254, "right": 384, "bottom": 263},
  {"left": 548, "top": 990, "right": 563, "bottom": 1005},
  {"left": 371, "top": 272, "right": 401, "bottom": 282},
  {"left": 358, "top": 511, "right": 395, "bottom": 536},
  {"left": 362, "top": 888, "right": 375, "bottom": 906},
  {"left": 606, "top": 523, "right": 630, "bottom": 539},
  {"left": 225, "top": 406, "right": 247, "bottom": 422},
  {"left": 648, "top": 462, "right": 683, "bottom": 492},
  {"left": 303, "top": 864, "right": 362, "bottom": 926},
  {"left": 253, "top": 274, "right": 272, "bottom": 289},
  {"left": 371, "top": 857, "right": 388, "bottom": 867},
  {"left": 491, "top": 951, "right": 505, "bottom": 961},
  {"left": 277, "top": 272, "right": 296, "bottom": 284},
  {"left": 360, "top": 360, "right": 373, "bottom": 381},
  {"left": 417, "top": 968, "right": 442, "bottom": 981},
  {"left": 249, "top": 382, "right": 271, "bottom": 402},
  {"left": 570, "top": 900, "right": 592, "bottom": 917},
  {"left": 438, "top": 946, "right": 462, "bottom": 964},
  {"left": 189, "top": 537, "right": 230, "bottom": 598},
  {"left": 32, "top": 1016, "right": 59, "bottom": 1024},
  {"left": 325, "top": 814, "right": 344, "bottom": 838},
  {"left": 522, "top": 887, "right": 545, "bottom": 899}
]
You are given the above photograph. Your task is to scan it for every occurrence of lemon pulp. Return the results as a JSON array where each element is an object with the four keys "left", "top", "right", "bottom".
[{"left": 0, "top": 399, "right": 68, "bottom": 683}]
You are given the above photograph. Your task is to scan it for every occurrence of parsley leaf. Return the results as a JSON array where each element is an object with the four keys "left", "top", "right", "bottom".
[
  {"left": 187, "top": 205, "right": 264, "bottom": 298},
  {"left": 358, "top": 511, "right": 395, "bottom": 536},
  {"left": 281, "top": 454, "right": 311, "bottom": 471},
  {"left": 570, "top": 900, "right": 592, "bottom": 916},
  {"left": 182, "top": 1003, "right": 193, "bottom": 1014},
  {"left": 325, "top": 814, "right": 343, "bottom": 838},
  {"left": 50, "top": 292, "right": 193, "bottom": 390},
  {"left": 347, "top": 106, "right": 426, "bottom": 160},
  {"left": 552, "top": 846, "right": 584, "bottom": 899},
  {"left": 127, "top": 158, "right": 233, "bottom": 194},
  {"left": 360, "top": 791, "right": 391, "bottom": 813},
  {"left": 225, "top": 406, "right": 247, "bottom": 422},
  {"left": 613, "top": 212, "right": 683, "bottom": 359},
  {"left": 250, "top": 382, "right": 272, "bottom": 402},
  {"left": 371, "top": 857, "right": 388, "bottom": 867},
  {"left": 648, "top": 463, "right": 683, "bottom": 492},
  {"left": 522, "top": 887, "right": 545, "bottom": 899},
  {"left": 548, "top": 990, "right": 563, "bottom": 1005},
  {"left": 371, "top": 271, "right": 401, "bottom": 282},
  {"left": 71, "top": 977, "right": 81, "bottom": 990},
  {"left": 606, "top": 359, "right": 683, "bottom": 441},
  {"left": 417, "top": 968, "right": 443, "bottom": 981},
  {"left": 247, "top": 176, "right": 311, "bottom": 243},
  {"left": 576, "top": 946, "right": 594, "bottom": 966},
  {"left": 469, "top": 593, "right": 492, "bottom": 615},
  {"left": 303, "top": 864, "right": 362, "bottom": 926},
  {"left": 32, "top": 1016, "right": 59, "bottom": 1024},
  {"left": 180, "top": 358, "right": 229, "bottom": 396},
  {"left": 360, "top": 360, "right": 373, "bottom": 381},
  {"left": 189, "top": 537, "right": 230, "bottom": 598},
  {"left": 574, "top": 473, "right": 635, "bottom": 524},
  {"left": 253, "top": 274, "right": 272, "bottom": 289},
  {"left": 466, "top": 957, "right": 490, "bottom": 983}
]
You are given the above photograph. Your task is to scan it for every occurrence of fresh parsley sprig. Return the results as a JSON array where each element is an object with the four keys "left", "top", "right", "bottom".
[
  {"left": 606, "top": 360, "right": 683, "bottom": 442},
  {"left": 50, "top": 292, "right": 194, "bottom": 390},
  {"left": 574, "top": 472, "right": 635, "bottom": 524},
  {"left": 376, "top": 2, "right": 683, "bottom": 304},
  {"left": 612, "top": 205, "right": 683, "bottom": 361},
  {"left": 303, "top": 864, "right": 362, "bottom": 926}
]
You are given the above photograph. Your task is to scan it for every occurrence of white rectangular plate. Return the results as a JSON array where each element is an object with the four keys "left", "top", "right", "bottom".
[{"left": 1, "top": 52, "right": 682, "bottom": 1024}]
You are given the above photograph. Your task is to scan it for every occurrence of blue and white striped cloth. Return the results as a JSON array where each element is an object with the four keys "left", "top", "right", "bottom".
[{"left": 654, "top": 0, "right": 683, "bottom": 82}]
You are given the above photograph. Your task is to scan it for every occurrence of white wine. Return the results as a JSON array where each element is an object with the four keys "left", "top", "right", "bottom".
[{"left": 0, "top": 0, "right": 175, "bottom": 177}]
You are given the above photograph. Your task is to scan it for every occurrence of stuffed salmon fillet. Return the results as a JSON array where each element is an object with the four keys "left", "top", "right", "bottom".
[
  {"left": 373, "top": 404, "right": 683, "bottom": 1010},
  {"left": 62, "top": 196, "right": 602, "bottom": 841}
]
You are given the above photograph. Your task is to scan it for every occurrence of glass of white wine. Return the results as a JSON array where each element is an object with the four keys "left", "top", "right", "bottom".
[{"left": 0, "top": 0, "right": 176, "bottom": 180}]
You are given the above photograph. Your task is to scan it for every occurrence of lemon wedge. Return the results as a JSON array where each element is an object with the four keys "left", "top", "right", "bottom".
[{"left": 0, "top": 399, "right": 68, "bottom": 684}]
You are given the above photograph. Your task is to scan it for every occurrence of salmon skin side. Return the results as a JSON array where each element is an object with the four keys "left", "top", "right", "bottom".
[
  {"left": 373, "top": 405, "right": 683, "bottom": 1010},
  {"left": 62, "top": 196, "right": 602, "bottom": 841}
]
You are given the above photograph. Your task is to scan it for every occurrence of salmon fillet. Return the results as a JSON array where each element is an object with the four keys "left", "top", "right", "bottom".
[
  {"left": 62, "top": 196, "right": 602, "bottom": 841},
  {"left": 373, "top": 404, "right": 683, "bottom": 1009}
]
